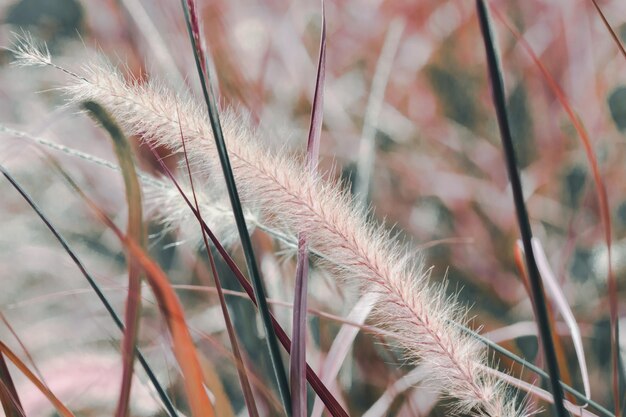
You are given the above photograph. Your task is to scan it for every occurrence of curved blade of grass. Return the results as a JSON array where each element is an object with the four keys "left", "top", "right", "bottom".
[
  {"left": 180, "top": 1, "right": 291, "bottom": 413},
  {"left": 174, "top": 110, "right": 259, "bottom": 417},
  {"left": 362, "top": 365, "right": 428, "bottom": 417},
  {"left": 311, "top": 293, "right": 377, "bottom": 417},
  {"left": 515, "top": 241, "right": 577, "bottom": 406},
  {"left": 115, "top": 0, "right": 186, "bottom": 89},
  {"left": 354, "top": 17, "right": 404, "bottom": 205},
  {"left": 82, "top": 100, "right": 145, "bottom": 417},
  {"left": 57, "top": 168, "right": 215, "bottom": 417},
  {"left": 198, "top": 356, "right": 235, "bottom": 417},
  {"left": 531, "top": 238, "right": 591, "bottom": 403},
  {"left": 476, "top": 2, "right": 567, "bottom": 416},
  {"left": 0, "top": 353, "right": 25, "bottom": 417},
  {"left": 0, "top": 341, "right": 74, "bottom": 417},
  {"left": 150, "top": 149, "right": 349, "bottom": 417},
  {"left": 585, "top": 7, "right": 626, "bottom": 406},
  {"left": 0, "top": 164, "right": 178, "bottom": 417},
  {"left": 0, "top": 312, "right": 47, "bottom": 385},
  {"left": 491, "top": 5, "right": 619, "bottom": 413},
  {"left": 291, "top": 3, "right": 326, "bottom": 416}
]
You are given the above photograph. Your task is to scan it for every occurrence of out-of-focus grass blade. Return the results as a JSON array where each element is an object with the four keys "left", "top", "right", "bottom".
[
  {"left": 173, "top": 109, "right": 259, "bottom": 417},
  {"left": 0, "top": 353, "right": 25, "bottom": 417},
  {"left": 311, "top": 293, "right": 377, "bottom": 417},
  {"left": 292, "top": 2, "right": 326, "bottom": 416},
  {"left": 491, "top": 6, "right": 619, "bottom": 413},
  {"left": 82, "top": 100, "right": 145, "bottom": 417},
  {"left": 0, "top": 341, "right": 74, "bottom": 417},
  {"left": 57, "top": 169, "right": 215, "bottom": 417},
  {"left": 179, "top": 1, "right": 292, "bottom": 414},
  {"left": 303, "top": 0, "right": 326, "bottom": 168},
  {"left": 515, "top": 241, "right": 576, "bottom": 407},
  {"left": 1, "top": 312, "right": 46, "bottom": 384},
  {"left": 531, "top": 238, "right": 591, "bottom": 403},
  {"left": 115, "top": 0, "right": 186, "bottom": 89},
  {"left": 591, "top": 0, "right": 626, "bottom": 60},
  {"left": 362, "top": 365, "right": 427, "bottom": 417},
  {"left": 354, "top": 18, "right": 404, "bottom": 205},
  {"left": 0, "top": 164, "right": 178, "bottom": 417},
  {"left": 150, "top": 151, "right": 349, "bottom": 417},
  {"left": 475, "top": 1, "right": 568, "bottom": 416},
  {"left": 198, "top": 356, "right": 235, "bottom": 417}
]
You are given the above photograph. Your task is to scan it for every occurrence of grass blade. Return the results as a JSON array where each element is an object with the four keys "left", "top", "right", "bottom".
[
  {"left": 0, "top": 341, "right": 74, "bottom": 417},
  {"left": 179, "top": 1, "right": 292, "bottom": 413},
  {"left": 532, "top": 238, "right": 591, "bottom": 403},
  {"left": 82, "top": 100, "right": 145, "bottom": 417},
  {"left": 311, "top": 293, "right": 377, "bottom": 417},
  {"left": 362, "top": 365, "right": 427, "bottom": 417},
  {"left": 491, "top": 6, "right": 619, "bottom": 413},
  {"left": 291, "top": 3, "right": 326, "bottom": 416},
  {"left": 0, "top": 312, "right": 46, "bottom": 385},
  {"left": 354, "top": 18, "right": 404, "bottom": 205},
  {"left": 56, "top": 168, "right": 215, "bottom": 417},
  {"left": 475, "top": 1, "right": 568, "bottom": 416},
  {"left": 0, "top": 164, "right": 178, "bottom": 417},
  {"left": 0, "top": 353, "right": 25, "bottom": 417},
  {"left": 516, "top": 241, "right": 578, "bottom": 406},
  {"left": 591, "top": 0, "right": 626, "bottom": 61},
  {"left": 174, "top": 110, "right": 260, "bottom": 417}
]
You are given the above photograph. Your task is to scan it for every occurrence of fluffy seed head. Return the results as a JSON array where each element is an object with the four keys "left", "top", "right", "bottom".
[{"left": 18, "top": 41, "right": 528, "bottom": 416}]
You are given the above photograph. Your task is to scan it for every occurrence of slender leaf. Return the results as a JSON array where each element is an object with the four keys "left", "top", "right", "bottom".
[
  {"left": 179, "top": 1, "right": 292, "bottom": 414},
  {"left": 198, "top": 356, "right": 235, "bottom": 417},
  {"left": 476, "top": 1, "right": 567, "bottom": 416},
  {"left": 291, "top": 3, "right": 326, "bottom": 416},
  {"left": 82, "top": 100, "right": 145, "bottom": 417},
  {"left": 0, "top": 353, "right": 25, "bottom": 417},
  {"left": 0, "top": 341, "right": 74, "bottom": 417},
  {"left": 591, "top": 0, "right": 626, "bottom": 61},
  {"left": 531, "top": 238, "right": 591, "bottom": 403},
  {"left": 354, "top": 18, "right": 404, "bottom": 205},
  {"left": 515, "top": 241, "right": 577, "bottom": 407},
  {"left": 311, "top": 293, "right": 377, "bottom": 417}
]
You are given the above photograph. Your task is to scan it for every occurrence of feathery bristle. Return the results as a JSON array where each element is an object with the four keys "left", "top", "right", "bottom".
[{"left": 10, "top": 32, "right": 52, "bottom": 67}]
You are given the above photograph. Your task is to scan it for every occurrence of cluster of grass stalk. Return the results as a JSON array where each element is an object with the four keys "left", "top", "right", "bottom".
[{"left": 1, "top": 0, "right": 625, "bottom": 416}]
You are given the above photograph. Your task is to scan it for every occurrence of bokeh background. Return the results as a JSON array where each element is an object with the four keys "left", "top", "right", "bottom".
[{"left": 1, "top": 0, "right": 626, "bottom": 415}]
